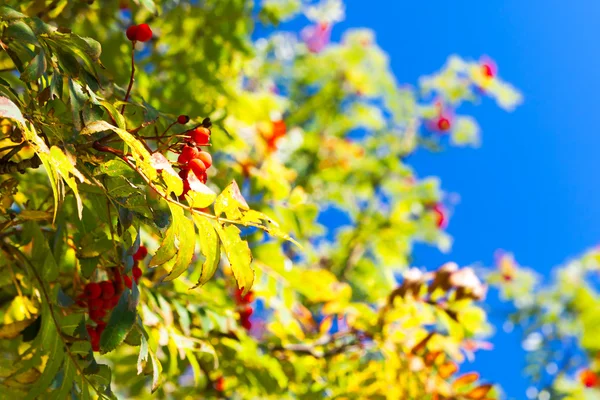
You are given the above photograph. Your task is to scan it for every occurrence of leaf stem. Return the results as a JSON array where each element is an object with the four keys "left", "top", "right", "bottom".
[{"left": 120, "top": 44, "right": 136, "bottom": 114}]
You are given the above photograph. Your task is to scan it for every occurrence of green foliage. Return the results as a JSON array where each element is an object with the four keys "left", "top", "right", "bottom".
[{"left": 0, "top": 1, "right": 572, "bottom": 399}]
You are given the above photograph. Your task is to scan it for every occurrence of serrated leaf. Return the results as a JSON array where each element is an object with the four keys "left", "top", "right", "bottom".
[
  {"left": 150, "top": 153, "right": 182, "bottom": 196},
  {"left": 214, "top": 224, "right": 253, "bottom": 294},
  {"left": 49, "top": 358, "right": 75, "bottom": 400},
  {"left": 191, "top": 215, "right": 220, "bottom": 288},
  {"left": 99, "top": 289, "right": 138, "bottom": 353},
  {"left": 149, "top": 347, "right": 162, "bottom": 393},
  {"left": 81, "top": 120, "right": 157, "bottom": 181},
  {"left": 163, "top": 204, "right": 195, "bottom": 281},
  {"left": 49, "top": 146, "right": 85, "bottom": 219},
  {"left": 95, "top": 159, "right": 134, "bottom": 177},
  {"left": 214, "top": 181, "right": 249, "bottom": 220},
  {"left": 149, "top": 207, "right": 179, "bottom": 267},
  {"left": 137, "top": 326, "right": 149, "bottom": 375}
]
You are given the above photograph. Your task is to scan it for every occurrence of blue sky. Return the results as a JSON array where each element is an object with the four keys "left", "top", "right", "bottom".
[{"left": 334, "top": 0, "right": 600, "bottom": 397}]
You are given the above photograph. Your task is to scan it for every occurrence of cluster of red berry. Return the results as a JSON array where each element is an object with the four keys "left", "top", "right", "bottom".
[
  {"left": 78, "top": 245, "right": 147, "bottom": 351},
  {"left": 125, "top": 23, "right": 152, "bottom": 43},
  {"left": 175, "top": 118, "right": 213, "bottom": 199},
  {"left": 235, "top": 288, "right": 254, "bottom": 331}
]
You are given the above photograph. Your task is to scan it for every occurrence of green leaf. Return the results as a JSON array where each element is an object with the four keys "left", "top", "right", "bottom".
[
  {"left": 137, "top": 326, "right": 149, "bottom": 375},
  {"left": 49, "top": 146, "right": 85, "bottom": 219},
  {"left": 24, "top": 221, "right": 58, "bottom": 281},
  {"left": 164, "top": 204, "right": 195, "bottom": 281},
  {"left": 138, "top": 0, "right": 158, "bottom": 14},
  {"left": 215, "top": 224, "right": 254, "bottom": 294},
  {"left": 81, "top": 120, "right": 157, "bottom": 181},
  {"left": 99, "top": 288, "right": 138, "bottom": 353},
  {"left": 0, "top": 6, "right": 26, "bottom": 20},
  {"left": 214, "top": 180, "right": 249, "bottom": 220},
  {"left": 191, "top": 215, "right": 220, "bottom": 288},
  {"left": 49, "top": 358, "right": 75, "bottom": 400},
  {"left": 149, "top": 208, "right": 179, "bottom": 267},
  {"left": 5, "top": 20, "right": 39, "bottom": 46},
  {"left": 95, "top": 159, "right": 134, "bottom": 178},
  {"left": 149, "top": 347, "right": 162, "bottom": 393},
  {"left": 20, "top": 49, "right": 46, "bottom": 82},
  {"left": 25, "top": 303, "right": 64, "bottom": 400},
  {"left": 85, "top": 364, "right": 112, "bottom": 391}
]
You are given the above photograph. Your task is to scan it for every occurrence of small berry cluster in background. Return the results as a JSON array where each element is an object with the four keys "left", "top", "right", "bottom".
[
  {"left": 175, "top": 118, "right": 213, "bottom": 199},
  {"left": 260, "top": 119, "right": 287, "bottom": 153},
  {"left": 235, "top": 288, "right": 254, "bottom": 331},
  {"left": 77, "top": 245, "right": 147, "bottom": 351},
  {"left": 79, "top": 278, "right": 120, "bottom": 351}
]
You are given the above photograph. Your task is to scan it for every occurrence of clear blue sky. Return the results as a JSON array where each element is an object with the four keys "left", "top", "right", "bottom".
[{"left": 334, "top": 1, "right": 600, "bottom": 397}]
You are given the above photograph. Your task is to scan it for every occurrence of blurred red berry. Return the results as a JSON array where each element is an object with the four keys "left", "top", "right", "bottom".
[
  {"left": 482, "top": 63, "right": 494, "bottom": 78},
  {"left": 437, "top": 117, "right": 451, "bottom": 132},
  {"left": 126, "top": 25, "right": 138, "bottom": 41},
  {"left": 432, "top": 204, "right": 447, "bottom": 229},
  {"left": 135, "top": 24, "right": 152, "bottom": 42},
  {"left": 215, "top": 376, "right": 225, "bottom": 392},
  {"left": 240, "top": 305, "right": 253, "bottom": 318},
  {"left": 272, "top": 120, "right": 286, "bottom": 139},
  {"left": 177, "top": 115, "right": 190, "bottom": 124},
  {"left": 123, "top": 275, "right": 133, "bottom": 289},
  {"left": 196, "top": 151, "right": 212, "bottom": 169},
  {"left": 133, "top": 245, "right": 148, "bottom": 261},
  {"left": 132, "top": 266, "right": 143, "bottom": 282},
  {"left": 241, "top": 317, "right": 252, "bottom": 331},
  {"left": 84, "top": 282, "right": 102, "bottom": 299},
  {"left": 581, "top": 369, "right": 598, "bottom": 388},
  {"left": 100, "top": 281, "right": 115, "bottom": 299},
  {"left": 96, "top": 323, "right": 106, "bottom": 337}
]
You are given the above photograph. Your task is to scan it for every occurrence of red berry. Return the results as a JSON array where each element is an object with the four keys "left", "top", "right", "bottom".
[
  {"left": 189, "top": 158, "right": 207, "bottom": 181},
  {"left": 123, "top": 275, "right": 133, "bottom": 289},
  {"left": 189, "top": 127, "right": 210, "bottom": 145},
  {"left": 241, "top": 317, "right": 252, "bottom": 331},
  {"left": 482, "top": 63, "right": 494, "bottom": 78},
  {"left": 135, "top": 23, "right": 152, "bottom": 42},
  {"left": 581, "top": 369, "right": 598, "bottom": 388},
  {"left": 86, "top": 325, "right": 98, "bottom": 342},
  {"left": 177, "top": 146, "right": 199, "bottom": 165},
  {"left": 91, "top": 335, "right": 100, "bottom": 352},
  {"left": 88, "top": 298, "right": 104, "bottom": 311},
  {"left": 272, "top": 120, "right": 286, "bottom": 139},
  {"left": 437, "top": 117, "right": 451, "bottom": 132},
  {"left": 89, "top": 309, "right": 106, "bottom": 323},
  {"left": 84, "top": 282, "right": 102, "bottom": 299},
  {"left": 100, "top": 281, "right": 115, "bottom": 299},
  {"left": 96, "top": 323, "right": 106, "bottom": 337},
  {"left": 133, "top": 245, "right": 148, "bottom": 261},
  {"left": 239, "top": 305, "right": 253, "bottom": 319},
  {"left": 126, "top": 25, "right": 138, "bottom": 41},
  {"left": 132, "top": 266, "right": 143, "bottom": 282},
  {"left": 195, "top": 151, "right": 212, "bottom": 169},
  {"left": 177, "top": 115, "right": 190, "bottom": 124},
  {"left": 432, "top": 204, "right": 447, "bottom": 229},
  {"left": 215, "top": 376, "right": 225, "bottom": 392}
]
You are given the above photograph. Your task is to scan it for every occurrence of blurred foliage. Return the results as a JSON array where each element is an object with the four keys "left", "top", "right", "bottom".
[{"left": 1, "top": 0, "right": 582, "bottom": 399}]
